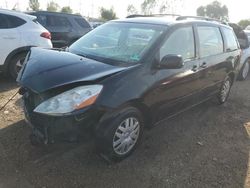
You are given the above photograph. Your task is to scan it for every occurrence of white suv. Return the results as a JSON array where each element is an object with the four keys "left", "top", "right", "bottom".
[{"left": 0, "top": 9, "right": 52, "bottom": 79}]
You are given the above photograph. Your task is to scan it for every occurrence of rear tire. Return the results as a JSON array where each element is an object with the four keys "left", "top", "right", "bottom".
[
  {"left": 8, "top": 52, "right": 27, "bottom": 80},
  {"left": 95, "top": 106, "right": 144, "bottom": 162},
  {"left": 238, "top": 60, "right": 249, "bottom": 81},
  {"left": 218, "top": 76, "right": 232, "bottom": 104}
]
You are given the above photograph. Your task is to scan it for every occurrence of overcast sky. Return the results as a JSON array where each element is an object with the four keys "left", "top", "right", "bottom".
[{"left": 0, "top": 0, "right": 249, "bottom": 22}]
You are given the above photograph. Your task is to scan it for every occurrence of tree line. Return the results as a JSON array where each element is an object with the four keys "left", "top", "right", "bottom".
[
  {"left": 128, "top": 0, "right": 250, "bottom": 29},
  {"left": 28, "top": 0, "right": 250, "bottom": 28},
  {"left": 29, "top": 0, "right": 72, "bottom": 13},
  {"left": 28, "top": 0, "right": 116, "bottom": 21}
]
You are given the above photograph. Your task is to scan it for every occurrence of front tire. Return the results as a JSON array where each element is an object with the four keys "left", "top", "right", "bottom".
[
  {"left": 95, "top": 106, "right": 143, "bottom": 162},
  {"left": 218, "top": 77, "right": 232, "bottom": 104}
]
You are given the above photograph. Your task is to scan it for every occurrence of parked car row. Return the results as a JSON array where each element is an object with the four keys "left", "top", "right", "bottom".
[
  {"left": 0, "top": 9, "right": 92, "bottom": 79},
  {"left": 17, "top": 15, "right": 244, "bottom": 161}
]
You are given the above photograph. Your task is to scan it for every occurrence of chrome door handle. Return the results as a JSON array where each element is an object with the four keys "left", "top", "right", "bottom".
[
  {"left": 200, "top": 62, "right": 207, "bottom": 68},
  {"left": 192, "top": 65, "right": 198, "bottom": 72}
]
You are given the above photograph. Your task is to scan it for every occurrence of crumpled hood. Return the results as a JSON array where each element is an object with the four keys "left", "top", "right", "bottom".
[{"left": 18, "top": 48, "right": 130, "bottom": 93}]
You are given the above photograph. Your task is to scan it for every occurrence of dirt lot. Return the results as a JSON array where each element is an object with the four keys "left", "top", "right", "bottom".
[{"left": 0, "top": 75, "right": 249, "bottom": 188}]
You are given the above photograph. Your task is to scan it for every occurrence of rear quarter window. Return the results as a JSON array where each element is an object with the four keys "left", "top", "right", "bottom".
[
  {"left": 0, "top": 14, "right": 26, "bottom": 28},
  {"left": 222, "top": 27, "right": 239, "bottom": 51},
  {"left": 7, "top": 15, "right": 26, "bottom": 28}
]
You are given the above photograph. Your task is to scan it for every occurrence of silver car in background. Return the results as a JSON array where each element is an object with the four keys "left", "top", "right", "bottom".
[{"left": 229, "top": 23, "right": 250, "bottom": 80}]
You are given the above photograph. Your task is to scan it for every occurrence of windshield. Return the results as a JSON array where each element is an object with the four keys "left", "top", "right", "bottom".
[{"left": 69, "top": 22, "right": 166, "bottom": 64}]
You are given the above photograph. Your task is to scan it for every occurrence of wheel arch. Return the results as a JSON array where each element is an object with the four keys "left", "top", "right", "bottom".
[
  {"left": 97, "top": 99, "right": 152, "bottom": 132},
  {"left": 3, "top": 46, "right": 33, "bottom": 73},
  {"left": 125, "top": 99, "right": 152, "bottom": 127}
]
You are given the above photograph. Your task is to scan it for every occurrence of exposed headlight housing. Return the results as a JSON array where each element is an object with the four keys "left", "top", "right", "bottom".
[{"left": 34, "top": 85, "right": 103, "bottom": 115}]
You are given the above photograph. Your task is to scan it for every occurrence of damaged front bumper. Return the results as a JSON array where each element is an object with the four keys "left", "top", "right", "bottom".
[{"left": 22, "top": 91, "right": 104, "bottom": 145}]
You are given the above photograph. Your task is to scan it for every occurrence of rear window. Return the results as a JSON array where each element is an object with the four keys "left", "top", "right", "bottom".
[
  {"left": 0, "top": 13, "right": 26, "bottom": 29},
  {"left": 222, "top": 28, "right": 239, "bottom": 51},
  {"left": 74, "top": 18, "right": 90, "bottom": 28},
  {"left": 197, "top": 26, "right": 223, "bottom": 57}
]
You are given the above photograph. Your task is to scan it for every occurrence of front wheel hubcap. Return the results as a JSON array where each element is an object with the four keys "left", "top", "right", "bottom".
[{"left": 113, "top": 117, "right": 140, "bottom": 155}]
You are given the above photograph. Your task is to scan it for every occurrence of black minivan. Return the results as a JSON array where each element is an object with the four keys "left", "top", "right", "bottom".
[{"left": 17, "top": 16, "right": 241, "bottom": 161}]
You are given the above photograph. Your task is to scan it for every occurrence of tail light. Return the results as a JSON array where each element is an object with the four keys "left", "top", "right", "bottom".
[{"left": 40, "top": 32, "right": 51, "bottom": 40}]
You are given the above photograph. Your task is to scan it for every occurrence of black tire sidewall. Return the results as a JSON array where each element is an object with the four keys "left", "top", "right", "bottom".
[
  {"left": 239, "top": 61, "right": 249, "bottom": 81},
  {"left": 95, "top": 106, "right": 144, "bottom": 161},
  {"left": 8, "top": 52, "right": 27, "bottom": 80},
  {"left": 218, "top": 76, "right": 232, "bottom": 104}
]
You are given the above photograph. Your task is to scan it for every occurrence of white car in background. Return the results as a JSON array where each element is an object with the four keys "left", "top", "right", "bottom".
[{"left": 0, "top": 9, "right": 52, "bottom": 79}]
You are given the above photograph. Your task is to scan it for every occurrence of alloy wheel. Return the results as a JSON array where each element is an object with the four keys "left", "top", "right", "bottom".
[{"left": 113, "top": 117, "right": 140, "bottom": 155}]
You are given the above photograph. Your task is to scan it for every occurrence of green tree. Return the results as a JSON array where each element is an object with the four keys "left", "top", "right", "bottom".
[
  {"left": 196, "top": 6, "right": 205, "bottom": 16},
  {"left": 159, "top": 0, "right": 183, "bottom": 14},
  {"left": 238, "top": 19, "right": 250, "bottom": 29},
  {"left": 127, "top": 4, "right": 138, "bottom": 15},
  {"left": 100, "top": 7, "right": 117, "bottom": 21},
  {"left": 29, "top": 0, "right": 40, "bottom": 11},
  {"left": 141, "top": 0, "right": 157, "bottom": 15},
  {"left": 61, "top": 6, "right": 73, "bottom": 14},
  {"left": 196, "top": 1, "right": 228, "bottom": 21},
  {"left": 47, "top": 1, "right": 59, "bottom": 12}
]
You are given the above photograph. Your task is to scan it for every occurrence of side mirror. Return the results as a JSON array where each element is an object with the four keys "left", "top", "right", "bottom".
[{"left": 159, "top": 54, "right": 184, "bottom": 69}]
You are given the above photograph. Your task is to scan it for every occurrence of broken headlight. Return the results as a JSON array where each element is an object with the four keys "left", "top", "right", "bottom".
[{"left": 34, "top": 85, "right": 103, "bottom": 115}]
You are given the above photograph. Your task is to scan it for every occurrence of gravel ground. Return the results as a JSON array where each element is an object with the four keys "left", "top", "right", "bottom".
[{"left": 0, "top": 75, "right": 249, "bottom": 188}]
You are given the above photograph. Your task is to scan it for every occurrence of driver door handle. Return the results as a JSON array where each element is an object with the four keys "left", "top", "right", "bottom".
[
  {"left": 200, "top": 62, "right": 207, "bottom": 68},
  {"left": 192, "top": 65, "right": 198, "bottom": 72}
]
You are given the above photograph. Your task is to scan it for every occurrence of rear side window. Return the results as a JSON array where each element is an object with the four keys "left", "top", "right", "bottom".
[
  {"left": 0, "top": 14, "right": 9, "bottom": 29},
  {"left": 0, "top": 13, "right": 26, "bottom": 29},
  {"left": 222, "top": 28, "right": 239, "bottom": 51},
  {"left": 37, "top": 15, "right": 47, "bottom": 26},
  {"left": 75, "top": 18, "right": 90, "bottom": 28},
  {"left": 47, "top": 15, "right": 71, "bottom": 28},
  {"left": 197, "top": 26, "right": 223, "bottom": 58},
  {"left": 37, "top": 15, "right": 72, "bottom": 28},
  {"left": 160, "top": 26, "right": 195, "bottom": 61}
]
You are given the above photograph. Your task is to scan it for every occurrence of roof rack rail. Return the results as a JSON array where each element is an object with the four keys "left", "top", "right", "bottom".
[
  {"left": 176, "top": 16, "right": 228, "bottom": 25},
  {"left": 126, "top": 14, "right": 181, "bottom": 18}
]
